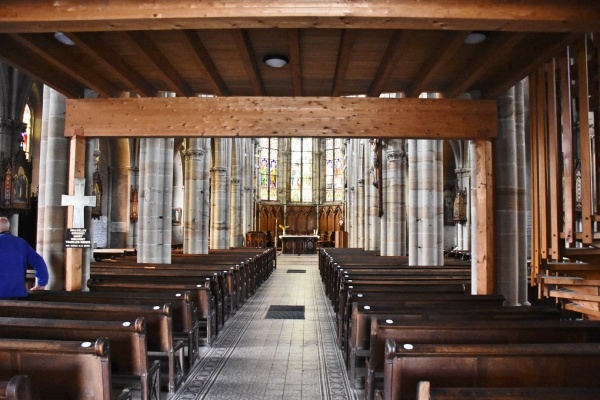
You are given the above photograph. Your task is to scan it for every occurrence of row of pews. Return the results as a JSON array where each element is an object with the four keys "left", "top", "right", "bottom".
[
  {"left": 319, "top": 248, "right": 600, "bottom": 400},
  {"left": 1, "top": 248, "right": 275, "bottom": 400}
]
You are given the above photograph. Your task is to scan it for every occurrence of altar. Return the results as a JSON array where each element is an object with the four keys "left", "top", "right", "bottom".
[{"left": 279, "top": 235, "right": 319, "bottom": 255}]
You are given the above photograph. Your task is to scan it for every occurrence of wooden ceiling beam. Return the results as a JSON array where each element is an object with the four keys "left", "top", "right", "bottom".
[
  {"left": 289, "top": 29, "right": 303, "bottom": 97},
  {"left": 67, "top": 32, "right": 157, "bottom": 97},
  {"left": 406, "top": 31, "right": 470, "bottom": 98},
  {"left": 232, "top": 29, "right": 266, "bottom": 96},
  {"left": 0, "top": 34, "right": 84, "bottom": 98},
  {"left": 444, "top": 33, "right": 527, "bottom": 99},
  {"left": 65, "top": 96, "right": 497, "bottom": 140},
  {"left": 1, "top": 1, "right": 598, "bottom": 33},
  {"left": 181, "top": 30, "right": 230, "bottom": 96},
  {"left": 368, "top": 30, "right": 411, "bottom": 97},
  {"left": 11, "top": 33, "right": 118, "bottom": 97},
  {"left": 125, "top": 31, "right": 196, "bottom": 97},
  {"left": 484, "top": 33, "right": 581, "bottom": 99},
  {"left": 331, "top": 30, "right": 357, "bottom": 96}
]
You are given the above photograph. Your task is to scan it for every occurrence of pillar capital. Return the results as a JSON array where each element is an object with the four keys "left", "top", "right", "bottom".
[
  {"left": 386, "top": 149, "right": 407, "bottom": 163},
  {"left": 182, "top": 148, "right": 206, "bottom": 159},
  {"left": 357, "top": 178, "right": 365, "bottom": 185},
  {"left": 210, "top": 166, "right": 227, "bottom": 173}
]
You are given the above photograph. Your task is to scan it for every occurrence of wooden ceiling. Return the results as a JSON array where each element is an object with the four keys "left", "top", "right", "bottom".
[{"left": 0, "top": 1, "right": 598, "bottom": 100}]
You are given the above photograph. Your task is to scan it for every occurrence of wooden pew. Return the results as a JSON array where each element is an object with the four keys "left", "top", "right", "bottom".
[
  {"left": 27, "top": 290, "right": 200, "bottom": 370},
  {"left": 366, "top": 319, "right": 600, "bottom": 400},
  {"left": 0, "top": 375, "right": 32, "bottom": 400},
  {"left": 382, "top": 341, "right": 600, "bottom": 400},
  {"left": 0, "top": 300, "right": 184, "bottom": 395},
  {"left": 87, "top": 279, "right": 217, "bottom": 344},
  {"left": 340, "top": 295, "right": 506, "bottom": 355},
  {"left": 416, "top": 381, "right": 600, "bottom": 400},
  {"left": 346, "top": 304, "right": 561, "bottom": 391},
  {"left": 0, "top": 337, "right": 132, "bottom": 400},
  {"left": 0, "top": 316, "right": 160, "bottom": 400},
  {"left": 89, "top": 268, "right": 227, "bottom": 327}
]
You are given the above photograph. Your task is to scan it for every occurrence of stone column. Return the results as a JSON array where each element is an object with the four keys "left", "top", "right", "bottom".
[
  {"left": 183, "top": 138, "right": 210, "bottom": 254},
  {"left": 455, "top": 166, "right": 471, "bottom": 251},
  {"left": 384, "top": 139, "right": 407, "bottom": 256},
  {"left": 408, "top": 139, "right": 443, "bottom": 265},
  {"left": 495, "top": 87, "right": 520, "bottom": 305},
  {"left": 229, "top": 139, "right": 244, "bottom": 247},
  {"left": 242, "top": 139, "right": 257, "bottom": 236},
  {"left": 172, "top": 150, "right": 184, "bottom": 247},
  {"left": 137, "top": 137, "right": 173, "bottom": 263},
  {"left": 108, "top": 139, "right": 131, "bottom": 248},
  {"left": 211, "top": 138, "right": 231, "bottom": 249},
  {"left": 37, "top": 86, "right": 68, "bottom": 289},
  {"left": 516, "top": 79, "right": 530, "bottom": 305}
]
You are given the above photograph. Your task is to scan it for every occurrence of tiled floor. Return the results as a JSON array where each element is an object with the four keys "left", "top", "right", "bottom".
[{"left": 172, "top": 254, "right": 357, "bottom": 400}]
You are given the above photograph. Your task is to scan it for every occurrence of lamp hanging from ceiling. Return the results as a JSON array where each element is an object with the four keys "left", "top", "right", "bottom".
[{"left": 263, "top": 55, "right": 288, "bottom": 68}]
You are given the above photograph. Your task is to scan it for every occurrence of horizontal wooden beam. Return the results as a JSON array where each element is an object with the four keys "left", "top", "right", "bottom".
[
  {"left": 65, "top": 96, "right": 497, "bottom": 140},
  {"left": 1, "top": 1, "right": 599, "bottom": 33}
]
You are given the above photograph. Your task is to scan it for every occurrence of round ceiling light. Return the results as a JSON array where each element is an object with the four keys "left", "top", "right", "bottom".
[
  {"left": 263, "top": 55, "right": 288, "bottom": 68},
  {"left": 54, "top": 31, "right": 76, "bottom": 46},
  {"left": 464, "top": 32, "right": 487, "bottom": 45}
]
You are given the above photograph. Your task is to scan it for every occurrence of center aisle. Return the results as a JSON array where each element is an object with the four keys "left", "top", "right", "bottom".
[{"left": 172, "top": 254, "right": 357, "bottom": 400}]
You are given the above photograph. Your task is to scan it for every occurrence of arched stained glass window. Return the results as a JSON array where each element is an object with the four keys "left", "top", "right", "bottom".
[
  {"left": 290, "top": 138, "right": 312, "bottom": 203},
  {"left": 258, "top": 138, "right": 278, "bottom": 201},
  {"left": 22, "top": 103, "right": 32, "bottom": 159},
  {"left": 326, "top": 138, "right": 344, "bottom": 202}
]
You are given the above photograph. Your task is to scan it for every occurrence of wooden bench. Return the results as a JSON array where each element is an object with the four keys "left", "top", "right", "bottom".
[
  {"left": 27, "top": 290, "right": 201, "bottom": 370},
  {"left": 0, "top": 375, "right": 32, "bottom": 400},
  {"left": 0, "top": 316, "right": 160, "bottom": 400},
  {"left": 0, "top": 337, "right": 132, "bottom": 400},
  {"left": 366, "top": 318, "right": 600, "bottom": 400},
  {"left": 346, "top": 304, "right": 561, "bottom": 390},
  {"left": 87, "top": 279, "right": 218, "bottom": 344},
  {"left": 0, "top": 300, "right": 185, "bottom": 395},
  {"left": 89, "top": 268, "right": 227, "bottom": 327},
  {"left": 382, "top": 341, "right": 600, "bottom": 400},
  {"left": 416, "top": 381, "right": 600, "bottom": 400},
  {"left": 340, "top": 295, "right": 506, "bottom": 355}
]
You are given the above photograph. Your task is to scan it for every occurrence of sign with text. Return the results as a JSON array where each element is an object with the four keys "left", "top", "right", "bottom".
[{"left": 65, "top": 228, "right": 91, "bottom": 248}]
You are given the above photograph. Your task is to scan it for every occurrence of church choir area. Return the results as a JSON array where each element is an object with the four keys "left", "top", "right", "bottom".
[{"left": 1, "top": 247, "right": 600, "bottom": 399}]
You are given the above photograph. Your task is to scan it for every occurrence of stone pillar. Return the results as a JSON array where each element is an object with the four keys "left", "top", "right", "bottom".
[
  {"left": 408, "top": 139, "right": 443, "bottom": 265},
  {"left": 495, "top": 82, "right": 530, "bottom": 306},
  {"left": 108, "top": 139, "right": 131, "bottom": 248},
  {"left": 355, "top": 140, "right": 366, "bottom": 248},
  {"left": 455, "top": 167, "right": 471, "bottom": 251},
  {"left": 183, "top": 138, "right": 210, "bottom": 254},
  {"left": 516, "top": 79, "right": 531, "bottom": 305},
  {"left": 495, "top": 87, "right": 520, "bottom": 305},
  {"left": 172, "top": 150, "right": 184, "bottom": 247},
  {"left": 211, "top": 138, "right": 231, "bottom": 249},
  {"left": 230, "top": 139, "right": 244, "bottom": 247},
  {"left": 37, "top": 86, "right": 68, "bottom": 289},
  {"left": 137, "top": 137, "right": 173, "bottom": 263},
  {"left": 384, "top": 139, "right": 407, "bottom": 256},
  {"left": 242, "top": 139, "right": 257, "bottom": 237}
]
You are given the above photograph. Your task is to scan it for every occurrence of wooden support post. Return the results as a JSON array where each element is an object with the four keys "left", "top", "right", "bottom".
[
  {"left": 546, "top": 58, "right": 561, "bottom": 261},
  {"left": 65, "top": 136, "right": 86, "bottom": 291},
  {"left": 475, "top": 139, "right": 494, "bottom": 295},
  {"left": 578, "top": 36, "right": 594, "bottom": 244},
  {"left": 560, "top": 47, "right": 575, "bottom": 247}
]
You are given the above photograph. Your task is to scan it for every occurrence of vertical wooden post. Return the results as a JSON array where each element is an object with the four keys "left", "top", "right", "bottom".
[
  {"left": 65, "top": 135, "right": 86, "bottom": 291},
  {"left": 578, "top": 36, "right": 594, "bottom": 244},
  {"left": 475, "top": 139, "right": 494, "bottom": 294},
  {"left": 560, "top": 47, "right": 575, "bottom": 247},
  {"left": 546, "top": 58, "right": 562, "bottom": 261}
]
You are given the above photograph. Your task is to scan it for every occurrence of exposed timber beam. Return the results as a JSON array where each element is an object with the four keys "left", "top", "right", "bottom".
[
  {"left": 65, "top": 96, "right": 497, "bottom": 140},
  {"left": 368, "top": 30, "right": 410, "bottom": 97},
  {"left": 0, "top": 1, "right": 598, "bottom": 33},
  {"left": 181, "top": 30, "right": 230, "bottom": 96},
  {"left": 331, "top": 30, "right": 357, "bottom": 96},
  {"left": 232, "top": 29, "right": 266, "bottom": 96},
  {"left": 289, "top": 29, "right": 303, "bottom": 96}
]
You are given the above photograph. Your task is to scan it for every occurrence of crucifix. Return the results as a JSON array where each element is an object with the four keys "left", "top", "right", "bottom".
[{"left": 61, "top": 178, "right": 96, "bottom": 228}]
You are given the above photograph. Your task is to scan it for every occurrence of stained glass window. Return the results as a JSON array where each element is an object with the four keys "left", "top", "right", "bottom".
[
  {"left": 22, "top": 103, "right": 31, "bottom": 159},
  {"left": 290, "top": 138, "right": 312, "bottom": 202},
  {"left": 258, "top": 138, "right": 278, "bottom": 201},
  {"left": 325, "top": 138, "right": 344, "bottom": 202}
]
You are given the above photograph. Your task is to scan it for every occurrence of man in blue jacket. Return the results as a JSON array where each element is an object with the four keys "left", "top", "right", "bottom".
[{"left": 0, "top": 216, "right": 48, "bottom": 298}]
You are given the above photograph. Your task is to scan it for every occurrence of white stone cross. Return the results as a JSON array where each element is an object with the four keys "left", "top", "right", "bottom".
[{"left": 61, "top": 178, "right": 97, "bottom": 228}]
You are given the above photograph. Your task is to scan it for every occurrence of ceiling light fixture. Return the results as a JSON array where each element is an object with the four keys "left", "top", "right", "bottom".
[
  {"left": 263, "top": 55, "right": 288, "bottom": 68},
  {"left": 464, "top": 31, "right": 487, "bottom": 45},
  {"left": 54, "top": 31, "right": 76, "bottom": 46}
]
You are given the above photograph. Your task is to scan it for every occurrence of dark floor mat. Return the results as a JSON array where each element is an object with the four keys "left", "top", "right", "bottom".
[
  {"left": 265, "top": 305, "right": 305, "bottom": 319},
  {"left": 287, "top": 269, "right": 306, "bottom": 273}
]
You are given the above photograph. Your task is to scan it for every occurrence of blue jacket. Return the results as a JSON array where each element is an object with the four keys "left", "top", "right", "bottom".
[{"left": 0, "top": 232, "right": 49, "bottom": 298}]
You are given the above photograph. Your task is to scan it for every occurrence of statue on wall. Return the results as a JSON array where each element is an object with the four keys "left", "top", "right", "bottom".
[{"left": 443, "top": 183, "right": 454, "bottom": 225}]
